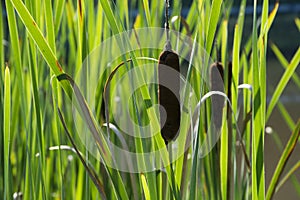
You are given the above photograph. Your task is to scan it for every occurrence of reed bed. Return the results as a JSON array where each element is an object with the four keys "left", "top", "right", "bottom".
[{"left": 1, "top": 0, "right": 300, "bottom": 199}]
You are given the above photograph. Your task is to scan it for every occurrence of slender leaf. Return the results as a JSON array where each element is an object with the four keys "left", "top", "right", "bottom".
[
  {"left": 205, "top": 0, "right": 222, "bottom": 55},
  {"left": 141, "top": 174, "right": 151, "bottom": 200},
  {"left": 270, "top": 42, "right": 300, "bottom": 89},
  {"left": 266, "top": 119, "right": 300, "bottom": 200},
  {"left": 142, "top": 0, "right": 151, "bottom": 26},
  {"left": 276, "top": 161, "right": 300, "bottom": 193},
  {"left": 295, "top": 18, "right": 300, "bottom": 31},
  {"left": 267, "top": 47, "right": 300, "bottom": 120},
  {"left": 4, "top": 66, "right": 11, "bottom": 200}
]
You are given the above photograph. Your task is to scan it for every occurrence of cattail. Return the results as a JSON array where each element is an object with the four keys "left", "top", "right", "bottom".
[
  {"left": 210, "top": 61, "right": 232, "bottom": 98},
  {"left": 158, "top": 47, "right": 181, "bottom": 144},
  {"left": 210, "top": 61, "right": 232, "bottom": 130},
  {"left": 158, "top": 0, "right": 181, "bottom": 145},
  {"left": 210, "top": 62, "right": 225, "bottom": 131}
]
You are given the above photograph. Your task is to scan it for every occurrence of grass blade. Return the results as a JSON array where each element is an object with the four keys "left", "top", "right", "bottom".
[
  {"left": 266, "top": 119, "right": 300, "bottom": 200},
  {"left": 0, "top": 3, "right": 3, "bottom": 67},
  {"left": 100, "top": 0, "right": 121, "bottom": 34},
  {"left": 57, "top": 73, "right": 130, "bottom": 199},
  {"left": 277, "top": 102, "right": 296, "bottom": 131},
  {"left": 10, "top": 0, "right": 61, "bottom": 75},
  {"left": 251, "top": 1, "right": 264, "bottom": 199},
  {"left": 270, "top": 42, "right": 300, "bottom": 89},
  {"left": 57, "top": 108, "right": 106, "bottom": 198},
  {"left": 9, "top": 0, "right": 72, "bottom": 97},
  {"left": 0, "top": 7, "right": 3, "bottom": 197},
  {"left": 266, "top": 47, "right": 300, "bottom": 120},
  {"left": 295, "top": 17, "right": 300, "bottom": 31},
  {"left": 220, "top": 19, "right": 228, "bottom": 200},
  {"left": 276, "top": 160, "right": 300, "bottom": 194},
  {"left": 27, "top": 38, "right": 47, "bottom": 199},
  {"left": 205, "top": 0, "right": 222, "bottom": 55},
  {"left": 231, "top": 24, "right": 240, "bottom": 200},
  {"left": 141, "top": 173, "right": 151, "bottom": 200},
  {"left": 54, "top": 0, "right": 66, "bottom": 35},
  {"left": 220, "top": 109, "right": 229, "bottom": 200},
  {"left": 45, "top": 0, "right": 56, "bottom": 53},
  {"left": 231, "top": 24, "right": 240, "bottom": 116},
  {"left": 4, "top": 66, "right": 11, "bottom": 200},
  {"left": 142, "top": 0, "right": 151, "bottom": 26}
]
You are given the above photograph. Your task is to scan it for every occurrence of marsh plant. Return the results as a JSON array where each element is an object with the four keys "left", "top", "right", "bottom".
[{"left": 1, "top": 0, "right": 300, "bottom": 199}]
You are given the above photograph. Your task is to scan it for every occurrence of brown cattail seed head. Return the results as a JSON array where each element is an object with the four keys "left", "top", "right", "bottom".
[{"left": 158, "top": 50, "right": 181, "bottom": 144}]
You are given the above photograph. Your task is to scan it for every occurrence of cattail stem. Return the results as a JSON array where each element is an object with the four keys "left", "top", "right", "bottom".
[{"left": 165, "top": 0, "right": 171, "bottom": 50}]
